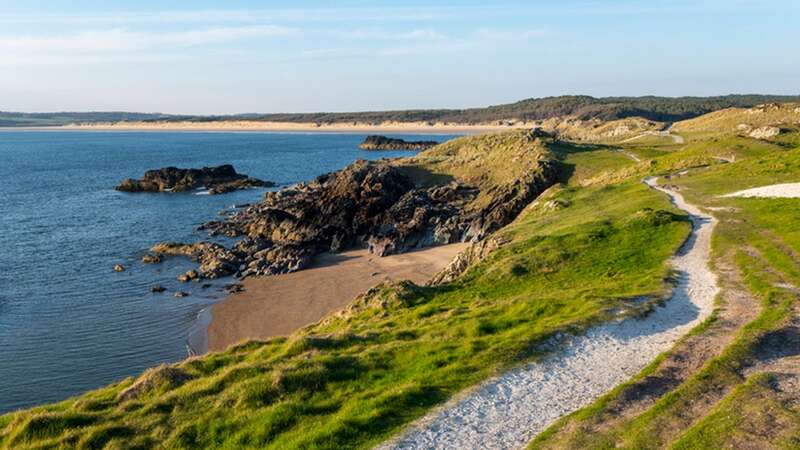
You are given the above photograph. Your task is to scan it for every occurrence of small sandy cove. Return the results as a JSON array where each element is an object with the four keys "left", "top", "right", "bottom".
[{"left": 205, "top": 243, "right": 468, "bottom": 353}]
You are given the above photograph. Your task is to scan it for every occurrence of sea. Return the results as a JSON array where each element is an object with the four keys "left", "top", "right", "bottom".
[{"left": 0, "top": 130, "right": 458, "bottom": 414}]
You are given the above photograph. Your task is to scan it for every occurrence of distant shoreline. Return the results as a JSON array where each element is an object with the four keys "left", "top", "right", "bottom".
[{"left": 44, "top": 120, "right": 535, "bottom": 134}]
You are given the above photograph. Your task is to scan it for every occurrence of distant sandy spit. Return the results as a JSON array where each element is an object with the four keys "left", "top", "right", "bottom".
[
  {"left": 61, "top": 120, "right": 536, "bottom": 134},
  {"left": 205, "top": 243, "right": 468, "bottom": 353}
]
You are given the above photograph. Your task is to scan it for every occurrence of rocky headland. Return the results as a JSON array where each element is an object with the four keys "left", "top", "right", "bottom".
[
  {"left": 359, "top": 135, "right": 439, "bottom": 151},
  {"left": 147, "top": 130, "right": 559, "bottom": 281},
  {"left": 116, "top": 165, "right": 272, "bottom": 194}
]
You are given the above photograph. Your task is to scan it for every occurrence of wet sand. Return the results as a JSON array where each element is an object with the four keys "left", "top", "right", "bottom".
[{"left": 205, "top": 243, "right": 468, "bottom": 353}]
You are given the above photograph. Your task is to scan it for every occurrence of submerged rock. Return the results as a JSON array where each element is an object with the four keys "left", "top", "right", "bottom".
[
  {"left": 174, "top": 291, "right": 189, "bottom": 298},
  {"left": 225, "top": 283, "right": 245, "bottom": 293},
  {"left": 113, "top": 264, "right": 125, "bottom": 272},
  {"left": 116, "top": 165, "right": 273, "bottom": 194},
  {"left": 150, "top": 241, "right": 241, "bottom": 279},
  {"left": 359, "top": 135, "right": 438, "bottom": 151},
  {"left": 177, "top": 269, "right": 199, "bottom": 283},
  {"left": 141, "top": 253, "right": 162, "bottom": 264},
  {"left": 150, "top": 285, "right": 166, "bottom": 293}
]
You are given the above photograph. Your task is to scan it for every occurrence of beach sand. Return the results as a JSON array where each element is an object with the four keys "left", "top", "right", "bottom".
[
  {"left": 204, "top": 243, "right": 468, "bottom": 353},
  {"left": 61, "top": 120, "right": 535, "bottom": 134}
]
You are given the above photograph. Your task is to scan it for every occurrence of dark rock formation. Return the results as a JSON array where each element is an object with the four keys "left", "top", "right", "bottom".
[
  {"left": 177, "top": 269, "right": 199, "bottom": 283},
  {"left": 150, "top": 242, "right": 241, "bottom": 279},
  {"left": 359, "top": 135, "right": 438, "bottom": 151},
  {"left": 180, "top": 156, "right": 557, "bottom": 279},
  {"left": 116, "top": 165, "right": 273, "bottom": 194},
  {"left": 150, "top": 285, "right": 166, "bottom": 293}
]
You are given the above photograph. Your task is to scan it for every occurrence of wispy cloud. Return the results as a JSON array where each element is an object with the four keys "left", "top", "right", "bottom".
[
  {"left": 330, "top": 27, "right": 445, "bottom": 41},
  {"left": 0, "top": 25, "right": 296, "bottom": 66},
  {"left": 474, "top": 28, "right": 549, "bottom": 41},
  {"left": 0, "top": 26, "right": 294, "bottom": 53}
]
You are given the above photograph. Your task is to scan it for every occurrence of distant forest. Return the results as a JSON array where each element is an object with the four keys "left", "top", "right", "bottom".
[{"left": 3, "top": 95, "right": 800, "bottom": 127}]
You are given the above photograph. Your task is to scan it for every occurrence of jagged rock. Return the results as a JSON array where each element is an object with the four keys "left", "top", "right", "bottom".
[
  {"left": 177, "top": 269, "right": 199, "bottom": 283},
  {"left": 174, "top": 291, "right": 189, "bottom": 298},
  {"left": 359, "top": 135, "right": 438, "bottom": 151},
  {"left": 150, "top": 285, "right": 166, "bottom": 293},
  {"left": 748, "top": 126, "right": 782, "bottom": 140},
  {"left": 113, "top": 264, "right": 125, "bottom": 272},
  {"left": 116, "top": 165, "right": 273, "bottom": 194},
  {"left": 141, "top": 253, "right": 162, "bottom": 264},
  {"left": 151, "top": 241, "right": 243, "bottom": 279},
  {"left": 151, "top": 149, "right": 558, "bottom": 281}
]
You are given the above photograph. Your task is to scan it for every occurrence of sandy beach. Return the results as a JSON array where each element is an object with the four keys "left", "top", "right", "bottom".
[
  {"left": 204, "top": 243, "right": 468, "bottom": 353},
  {"left": 61, "top": 120, "right": 535, "bottom": 134}
]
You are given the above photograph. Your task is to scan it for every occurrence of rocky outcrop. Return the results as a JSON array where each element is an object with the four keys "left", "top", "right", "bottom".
[
  {"left": 116, "top": 165, "right": 273, "bottom": 194},
  {"left": 359, "top": 135, "right": 438, "bottom": 151},
  {"left": 198, "top": 160, "right": 471, "bottom": 277},
  {"left": 150, "top": 241, "right": 242, "bottom": 279},
  {"left": 147, "top": 132, "right": 559, "bottom": 282},
  {"left": 182, "top": 154, "right": 557, "bottom": 279},
  {"left": 748, "top": 126, "right": 783, "bottom": 140}
]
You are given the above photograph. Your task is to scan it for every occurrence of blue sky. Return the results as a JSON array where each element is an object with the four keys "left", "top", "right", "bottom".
[{"left": 1, "top": 0, "right": 798, "bottom": 114}]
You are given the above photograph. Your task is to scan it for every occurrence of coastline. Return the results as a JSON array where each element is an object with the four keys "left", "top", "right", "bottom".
[
  {"left": 56, "top": 120, "right": 535, "bottom": 134},
  {"left": 204, "top": 243, "right": 468, "bottom": 353}
]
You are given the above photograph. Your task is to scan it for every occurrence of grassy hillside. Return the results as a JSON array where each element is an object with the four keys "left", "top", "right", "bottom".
[
  {"left": 531, "top": 126, "right": 800, "bottom": 449},
  {"left": 672, "top": 102, "right": 800, "bottom": 136},
  {"left": 0, "top": 131, "right": 691, "bottom": 449}
]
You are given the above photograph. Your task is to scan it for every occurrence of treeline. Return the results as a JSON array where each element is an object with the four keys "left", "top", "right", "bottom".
[{"left": 2, "top": 95, "right": 799, "bottom": 127}]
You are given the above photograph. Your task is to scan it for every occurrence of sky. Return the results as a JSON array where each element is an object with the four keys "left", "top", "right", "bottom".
[{"left": 1, "top": 0, "right": 798, "bottom": 114}]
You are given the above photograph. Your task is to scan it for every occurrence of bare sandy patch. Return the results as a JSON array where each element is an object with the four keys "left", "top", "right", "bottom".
[{"left": 723, "top": 182, "right": 800, "bottom": 198}]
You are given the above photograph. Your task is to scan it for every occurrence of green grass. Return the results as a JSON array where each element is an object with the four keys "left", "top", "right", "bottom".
[
  {"left": 670, "top": 373, "right": 800, "bottom": 449},
  {"left": 0, "top": 134, "right": 690, "bottom": 449},
  {"left": 531, "top": 137, "right": 800, "bottom": 449}
]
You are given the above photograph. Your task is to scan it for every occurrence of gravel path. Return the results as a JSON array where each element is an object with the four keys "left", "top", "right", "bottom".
[
  {"left": 723, "top": 182, "right": 800, "bottom": 198},
  {"left": 378, "top": 177, "right": 718, "bottom": 450}
]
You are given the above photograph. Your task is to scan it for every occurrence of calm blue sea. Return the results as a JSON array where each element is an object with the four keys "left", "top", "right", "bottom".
[{"left": 0, "top": 130, "right": 458, "bottom": 413}]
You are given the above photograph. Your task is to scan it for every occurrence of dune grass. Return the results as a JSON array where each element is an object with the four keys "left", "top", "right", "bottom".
[{"left": 0, "top": 135, "right": 691, "bottom": 449}]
